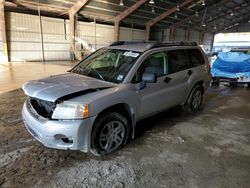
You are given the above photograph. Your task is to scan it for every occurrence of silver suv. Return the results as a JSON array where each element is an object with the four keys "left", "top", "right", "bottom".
[{"left": 22, "top": 41, "right": 210, "bottom": 156}]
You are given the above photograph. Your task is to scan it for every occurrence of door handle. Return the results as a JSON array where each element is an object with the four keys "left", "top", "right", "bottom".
[
  {"left": 188, "top": 70, "right": 193, "bottom": 75},
  {"left": 164, "top": 77, "right": 172, "bottom": 83}
]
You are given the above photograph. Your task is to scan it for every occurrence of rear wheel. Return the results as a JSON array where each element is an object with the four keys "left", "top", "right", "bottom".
[
  {"left": 91, "top": 112, "right": 129, "bottom": 156},
  {"left": 183, "top": 85, "right": 203, "bottom": 113}
]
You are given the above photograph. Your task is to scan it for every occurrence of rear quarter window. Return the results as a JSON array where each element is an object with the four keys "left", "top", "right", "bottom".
[{"left": 188, "top": 49, "right": 205, "bottom": 67}]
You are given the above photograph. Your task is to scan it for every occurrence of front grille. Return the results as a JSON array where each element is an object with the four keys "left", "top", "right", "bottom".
[{"left": 27, "top": 97, "right": 56, "bottom": 119}]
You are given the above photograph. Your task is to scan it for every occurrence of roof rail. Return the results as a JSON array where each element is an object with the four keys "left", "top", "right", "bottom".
[
  {"left": 150, "top": 41, "right": 198, "bottom": 49},
  {"left": 109, "top": 40, "right": 156, "bottom": 47}
]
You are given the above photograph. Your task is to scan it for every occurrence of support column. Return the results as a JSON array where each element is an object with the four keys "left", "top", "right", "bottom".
[
  {"left": 210, "top": 34, "right": 215, "bottom": 53},
  {"left": 114, "top": 20, "right": 120, "bottom": 42},
  {"left": 185, "top": 29, "right": 190, "bottom": 41},
  {"left": 169, "top": 27, "right": 175, "bottom": 41},
  {"left": 145, "top": 25, "right": 150, "bottom": 41},
  {"left": 199, "top": 32, "right": 205, "bottom": 45},
  {"left": 0, "top": 0, "right": 8, "bottom": 63},
  {"left": 69, "top": 13, "right": 75, "bottom": 61},
  {"left": 38, "top": 8, "right": 45, "bottom": 62}
]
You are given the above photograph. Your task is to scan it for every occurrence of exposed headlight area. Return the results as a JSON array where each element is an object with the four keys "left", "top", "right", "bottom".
[
  {"left": 27, "top": 97, "right": 89, "bottom": 120},
  {"left": 52, "top": 102, "right": 89, "bottom": 120}
]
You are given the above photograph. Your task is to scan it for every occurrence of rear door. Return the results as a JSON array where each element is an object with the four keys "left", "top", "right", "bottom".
[{"left": 166, "top": 49, "right": 193, "bottom": 104}]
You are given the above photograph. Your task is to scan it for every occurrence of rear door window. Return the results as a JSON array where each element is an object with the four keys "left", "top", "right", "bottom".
[
  {"left": 188, "top": 49, "right": 205, "bottom": 67},
  {"left": 167, "top": 50, "right": 191, "bottom": 73}
]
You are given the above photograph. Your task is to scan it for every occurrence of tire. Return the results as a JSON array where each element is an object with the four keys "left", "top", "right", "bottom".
[
  {"left": 183, "top": 85, "right": 203, "bottom": 113},
  {"left": 90, "top": 112, "right": 129, "bottom": 156},
  {"left": 211, "top": 77, "right": 219, "bottom": 86},
  {"left": 247, "top": 83, "right": 250, "bottom": 88},
  {"left": 211, "top": 81, "right": 219, "bottom": 86}
]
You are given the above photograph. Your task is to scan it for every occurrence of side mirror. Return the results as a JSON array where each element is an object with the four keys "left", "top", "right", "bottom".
[{"left": 142, "top": 73, "right": 157, "bottom": 83}]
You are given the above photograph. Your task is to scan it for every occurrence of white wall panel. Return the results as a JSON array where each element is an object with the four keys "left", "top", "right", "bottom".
[
  {"left": 6, "top": 12, "right": 146, "bottom": 61},
  {"left": 203, "top": 33, "right": 213, "bottom": 53}
]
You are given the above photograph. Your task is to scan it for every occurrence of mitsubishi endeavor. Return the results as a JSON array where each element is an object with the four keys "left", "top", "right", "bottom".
[{"left": 22, "top": 41, "right": 211, "bottom": 156}]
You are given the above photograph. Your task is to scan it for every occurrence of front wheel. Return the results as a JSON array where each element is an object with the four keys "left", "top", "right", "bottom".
[
  {"left": 91, "top": 112, "right": 129, "bottom": 156},
  {"left": 183, "top": 85, "right": 203, "bottom": 113}
]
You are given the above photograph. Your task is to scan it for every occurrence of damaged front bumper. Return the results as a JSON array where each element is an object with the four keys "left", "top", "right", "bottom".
[{"left": 22, "top": 101, "right": 97, "bottom": 152}]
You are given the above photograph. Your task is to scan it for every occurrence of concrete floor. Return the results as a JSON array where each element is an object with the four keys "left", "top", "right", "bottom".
[
  {"left": 0, "top": 62, "right": 74, "bottom": 94},
  {"left": 0, "top": 63, "right": 250, "bottom": 188}
]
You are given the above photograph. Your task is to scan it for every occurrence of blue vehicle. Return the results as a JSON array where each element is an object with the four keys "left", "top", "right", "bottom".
[{"left": 211, "top": 52, "right": 250, "bottom": 87}]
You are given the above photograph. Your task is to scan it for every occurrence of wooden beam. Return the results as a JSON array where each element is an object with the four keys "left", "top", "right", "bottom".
[
  {"left": 7, "top": 0, "right": 67, "bottom": 14},
  {"left": 69, "top": 0, "right": 90, "bottom": 59},
  {"left": 114, "top": 0, "right": 148, "bottom": 22},
  {"left": 114, "top": 0, "right": 147, "bottom": 42},
  {"left": 146, "top": 0, "right": 193, "bottom": 28},
  {"left": 0, "top": 0, "right": 8, "bottom": 63},
  {"left": 69, "top": 0, "right": 90, "bottom": 15}
]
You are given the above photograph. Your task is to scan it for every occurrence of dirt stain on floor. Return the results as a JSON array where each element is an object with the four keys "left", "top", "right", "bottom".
[{"left": 0, "top": 85, "right": 250, "bottom": 188}]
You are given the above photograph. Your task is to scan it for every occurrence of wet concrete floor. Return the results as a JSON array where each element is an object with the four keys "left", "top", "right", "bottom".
[
  {"left": 0, "top": 62, "right": 74, "bottom": 94},
  {"left": 0, "top": 85, "right": 250, "bottom": 188}
]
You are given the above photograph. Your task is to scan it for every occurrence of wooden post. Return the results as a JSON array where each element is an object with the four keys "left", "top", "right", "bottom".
[
  {"left": 199, "top": 32, "right": 205, "bottom": 45},
  {"left": 114, "top": 20, "right": 120, "bottom": 42},
  {"left": 210, "top": 34, "right": 215, "bottom": 53},
  {"left": 69, "top": 13, "right": 75, "bottom": 61},
  {"left": 185, "top": 29, "right": 190, "bottom": 41},
  {"left": 0, "top": 0, "right": 8, "bottom": 63},
  {"left": 38, "top": 8, "right": 45, "bottom": 62},
  {"left": 145, "top": 25, "right": 150, "bottom": 41},
  {"left": 169, "top": 27, "right": 175, "bottom": 41}
]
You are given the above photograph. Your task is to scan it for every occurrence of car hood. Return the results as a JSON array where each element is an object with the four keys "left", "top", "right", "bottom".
[{"left": 22, "top": 73, "right": 116, "bottom": 102}]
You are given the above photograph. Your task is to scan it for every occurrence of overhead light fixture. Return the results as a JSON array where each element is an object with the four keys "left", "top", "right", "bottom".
[
  {"left": 149, "top": 0, "right": 155, "bottom": 4},
  {"left": 152, "top": 6, "right": 155, "bottom": 13},
  {"left": 119, "top": 0, "right": 124, "bottom": 6},
  {"left": 189, "top": 20, "right": 192, "bottom": 24},
  {"left": 214, "top": 26, "right": 217, "bottom": 30},
  {"left": 202, "top": 23, "right": 206, "bottom": 27},
  {"left": 230, "top": 12, "right": 234, "bottom": 16},
  {"left": 202, "top": 0, "right": 205, "bottom": 6},
  {"left": 176, "top": 4, "right": 180, "bottom": 11},
  {"left": 175, "top": 13, "right": 178, "bottom": 19},
  {"left": 248, "top": 19, "right": 250, "bottom": 23},
  {"left": 195, "top": 11, "right": 199, "bottom": 16}
]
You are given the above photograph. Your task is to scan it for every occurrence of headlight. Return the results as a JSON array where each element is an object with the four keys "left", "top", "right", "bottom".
[{"left": 52, "top": 102, "right": 89, "bottom": 120}]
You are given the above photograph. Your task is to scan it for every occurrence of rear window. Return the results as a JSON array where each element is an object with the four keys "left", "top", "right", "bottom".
[{"left": 188, "top": 49, "right": 205, "bottom": 67}]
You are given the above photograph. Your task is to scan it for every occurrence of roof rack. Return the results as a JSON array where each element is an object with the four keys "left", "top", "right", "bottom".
[
  {"left": 150, "top": 41, "right": 198, "bottom": 49},
  {"left": 109, "top": 40, "right": 156, "bottom": 47}
]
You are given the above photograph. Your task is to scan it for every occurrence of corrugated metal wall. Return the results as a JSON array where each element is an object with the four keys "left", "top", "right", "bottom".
[
  {"left": 174, "top": 28, "right": 186, "bottom": 41},
  {"left": 203, "top": 33, "right": 213, "bottom": 53},
  {"left": 6, "top": 12, "right": 146, "bottom": 62},
  {"left": 189, "top": 30, "right": 200, "bottom": 44}
]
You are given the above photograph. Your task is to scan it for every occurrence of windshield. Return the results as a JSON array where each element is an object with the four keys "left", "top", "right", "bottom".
[{"left": 71, "top": 48, "right": 141, "bottom": 83}]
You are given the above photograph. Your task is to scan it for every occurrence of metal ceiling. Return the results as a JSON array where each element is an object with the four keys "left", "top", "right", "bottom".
[{"left": 4, "top": 0, "right": 250, "bottom": 34}]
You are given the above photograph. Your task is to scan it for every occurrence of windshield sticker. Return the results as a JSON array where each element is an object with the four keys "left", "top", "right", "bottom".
[
  {"left": 117, "top": 75, "right": 124, "bottom": 81},
  {"left": 123, "top": 51, "right": 139, "bottom": 58}
]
